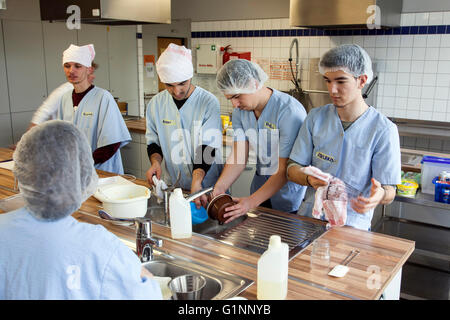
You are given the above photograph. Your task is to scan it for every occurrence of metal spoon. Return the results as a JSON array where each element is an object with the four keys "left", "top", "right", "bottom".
[
  {"left": 98, "top": 209, "right": 137, "bottom": 222},
  {"left": 328, "top": 249, "right": 360, "bottom": 278}
]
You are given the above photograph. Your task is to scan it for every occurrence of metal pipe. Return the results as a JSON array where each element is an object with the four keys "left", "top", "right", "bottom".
[{"left": 289, "top": 38, "right": 299, "bottom": 79}]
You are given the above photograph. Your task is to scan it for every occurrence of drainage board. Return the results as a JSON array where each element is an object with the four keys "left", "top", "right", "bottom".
[{"left": 214, "top": 210, "right": 327, "bottom": 260}]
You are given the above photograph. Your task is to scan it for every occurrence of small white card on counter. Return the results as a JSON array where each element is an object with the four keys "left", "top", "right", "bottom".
[{"left": 328, "top": 265, "right": 350, "bottom": 278}]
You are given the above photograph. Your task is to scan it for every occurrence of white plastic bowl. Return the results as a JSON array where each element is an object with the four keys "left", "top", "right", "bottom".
[{"left": 99, "top": 184, "right": 150, "bottom": 219}]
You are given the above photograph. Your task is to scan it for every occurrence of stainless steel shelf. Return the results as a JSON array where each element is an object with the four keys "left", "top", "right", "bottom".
[{"left": 395, "top": 191, "right": 450, "bottom": 210}]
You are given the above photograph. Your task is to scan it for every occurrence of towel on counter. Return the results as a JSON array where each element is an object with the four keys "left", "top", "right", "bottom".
[{"left": 152, "top": 176, "right": 168, "bottom": 201}]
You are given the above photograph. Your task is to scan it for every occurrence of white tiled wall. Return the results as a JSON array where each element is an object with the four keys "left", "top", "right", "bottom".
[{"left": 191, "top": 12, "right": 450, "bottom": 122}]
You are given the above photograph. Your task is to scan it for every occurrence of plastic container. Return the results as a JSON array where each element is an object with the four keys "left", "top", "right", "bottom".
[
  {"left": 257, "top": 235, "right": 289, "bottom": 300},
  {"left": 169, "top": 188, "right": 192, "bottom": 239},
  {"left": 432, "top": 177, "right": 450, "bottom": 204},
  {"left": 396, "top": 179, "right": 419, "bottom": 198},
  {"left": 190, "top": 202, "right": 208, "bottom": 225},
  {"left": 99, "top": 184, "right": 150, "bottom": 219},
  {"left": 421, "top": 156, "right": 450, "bottom": 195}
]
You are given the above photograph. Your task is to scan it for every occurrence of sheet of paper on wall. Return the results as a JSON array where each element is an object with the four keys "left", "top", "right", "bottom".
[
  {"left": 0, "top": 160, "right": 14, "bottom": 171},
  {"left": 144, "top": 54, "right": 155, "bottom": 78},
  {"left": 145, "top": 62, "right": 155, "bottom": 78}
]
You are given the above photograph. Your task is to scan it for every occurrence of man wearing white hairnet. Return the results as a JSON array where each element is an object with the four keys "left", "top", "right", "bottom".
[
  {"left": 145, "top": 43, "right": 222, "bottom": 208},
  {"left": 211, "top": 59, "right": 307, "bottom": 223},
  {"left": 287, "top": 44, "right": 401, "bottom": 231},
  {"left": 55, "top": 44, "right": 131, "bottom": 174},
  {"left": 28, "top": 62, "right": 98, "bottom": 129},
  {"left": 0, "top": 120, "right": 162, "bottom": 299}
]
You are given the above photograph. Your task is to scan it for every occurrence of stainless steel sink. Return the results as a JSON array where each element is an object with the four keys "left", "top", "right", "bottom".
[
  {"left": 144, "top": 195, "right": 246, "bottom": 235},
  {"left": 142, "top": 251, "right": 253, "bottom": 300}
]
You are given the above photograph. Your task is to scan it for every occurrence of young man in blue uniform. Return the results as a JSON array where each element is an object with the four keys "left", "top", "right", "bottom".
[
  {"left": 287, "top": 44, "right": 401, "bottom": 231},
  {"left": 56, "top": 44, "right": 131, "bottom": 174},
  {"left": 145, "top": 44, "right": 222, "bottom": 208},
  {"left": 211, "top": 59, "right": 307, "bottom": 223}
]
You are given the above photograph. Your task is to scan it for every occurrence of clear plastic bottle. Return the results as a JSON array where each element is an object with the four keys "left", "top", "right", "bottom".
[
  {"left": 169, "top": 188, "right": 192, "bottom": 239},
  {"left": 257, "top": 235, "right": 289, "bottom": 300}
]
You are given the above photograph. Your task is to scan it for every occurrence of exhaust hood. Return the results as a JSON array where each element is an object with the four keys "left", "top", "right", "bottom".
[
  {"left": 290, "top": 0, "right": 403, "bottom": 29},
  {"left": 39, "top": 0, "right": 171, "bottom": 26}
]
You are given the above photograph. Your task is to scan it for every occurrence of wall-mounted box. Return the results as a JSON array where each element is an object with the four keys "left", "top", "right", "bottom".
[{"left": 196, "top": 44, "right": 220, "bottom": 74}]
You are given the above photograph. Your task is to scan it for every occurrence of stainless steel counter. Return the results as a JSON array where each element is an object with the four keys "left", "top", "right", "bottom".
[
  {"left": 391, "top": 117, "right": 450, "bottom": 141},
  {"left": 395, "top": 191, "right": 450, "bottom": 211}
]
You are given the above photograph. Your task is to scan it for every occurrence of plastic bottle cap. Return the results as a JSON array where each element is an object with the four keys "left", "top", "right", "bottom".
[
  {"left": 173, "top": 188, "right": 183, "bottom": 197},
  {"left": 269, "top": 235, "right": 281, "bottom": 248}
]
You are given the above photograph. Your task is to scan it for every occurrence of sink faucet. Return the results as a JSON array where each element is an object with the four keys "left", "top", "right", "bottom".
[
  {"left": 98, "top": 210, "right": 163, "bottom": 262},
  {"left": 135, "top": 217, "right": 163, "bottom": 262}
]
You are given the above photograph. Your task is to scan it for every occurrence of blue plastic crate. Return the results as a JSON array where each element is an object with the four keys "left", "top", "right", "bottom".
[{"left": 432, "top": 177, "right": 450, "bottom": 204}]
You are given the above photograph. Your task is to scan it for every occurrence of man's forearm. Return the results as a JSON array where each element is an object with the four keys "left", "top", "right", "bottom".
[
  {"left": 150, "top": 153, "right": 162, "bottom": 166},
  {"left": 286, "top": 162, "right": 310, "bottom": 186},
  {"left": 380, "top": 185, "right": 396, "bottom": 205},
  {"left": 191, "top": 168, "right": 206, "bottom": 188}
]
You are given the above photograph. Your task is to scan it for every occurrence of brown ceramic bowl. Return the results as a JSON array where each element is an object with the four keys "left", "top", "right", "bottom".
[{"left": 206, "top": 194, "right": 236, "bottom": 224}]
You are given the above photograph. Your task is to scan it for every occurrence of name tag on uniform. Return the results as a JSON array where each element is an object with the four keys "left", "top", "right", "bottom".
[
  {"left": 82, "top": 112, "right": 93, "bottom": 116},
  {"left": 264, "top": 121, "right": 276, "bottom": 130},
  {"left": 162, "top": 119, "right": 175, "bottom": 125},
  {"left": 316, "top": 151, "right": 335, "bottom": 163}
]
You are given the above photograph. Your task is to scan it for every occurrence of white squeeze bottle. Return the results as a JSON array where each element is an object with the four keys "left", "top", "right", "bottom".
[
  {"left": 257, "top": 235, "right": 289, "bottom": 300},
  {"left": 169, "top": 188, "right": 192, "bottom": 239}
]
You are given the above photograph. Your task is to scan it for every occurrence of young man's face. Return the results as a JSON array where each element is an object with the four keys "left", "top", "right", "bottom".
[
  {"left": 224, "top": 93, "right": 258, "bottom": 112},
  {"left": 63, "top": 62, "right": 90, "bottom": 85},
  {"left": 323, "top": 70, "right": 367, "bottom": 108},
  {"left": 165, "top": 79, "right": 192, "bottom": 100}
]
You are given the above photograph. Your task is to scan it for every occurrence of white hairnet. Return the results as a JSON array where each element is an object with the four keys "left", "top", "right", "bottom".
[
  {"left": 13, "top": 120, "right": 98, "bottom": 221},
  {"left": 216, "top": 59, "right": 268, "bottom": 95},
  {"left": 318, "top": 44, "right": 373, "bottom": 84},
  {"left": 156, "top": 43, "right": 193, "bottom": 83},
  {"left": 63, "top": 44, "right": 95, "bottom": 67}
]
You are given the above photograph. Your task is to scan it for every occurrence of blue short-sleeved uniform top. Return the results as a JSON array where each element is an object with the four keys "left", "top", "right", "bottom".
[
  {"left": 232, "top": 88, "right": 307, "bottom": 212},
  {"left": 289, "top": 104, "right": 401, "bottom": 230},
  {"left": 145, "top": 87, "right": 222, "bottom": 190},
  {"left": 0, "top": 208, "right": 162, "bottom": 300}
]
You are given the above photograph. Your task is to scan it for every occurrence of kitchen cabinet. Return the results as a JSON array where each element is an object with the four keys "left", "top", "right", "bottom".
[
  {"left": 373, "top": 193, "right": 450, "bottom": 300},
  {"left": 0, "top": 114, "right": 13, "bottom": 147},
  {"left": 121, "top": 132, "right": 142, "bottom": 178},
  {"left": 10, "top": 111, "right": 34, "bottom": 143},
  {"left": 3, "top": 20, "right": 47, "bottom": 113},
  {"left": 121, "top": 130, "right": 155, "bottom": 180},
  {"left": 0, "top": 21, "right": 9, "bottom": 115},
  {"left": 42, "top": 22, "right": 77, "bottom": 95},
  {"left": 108, "top": 26, "right": 139, "bottom": 116}
]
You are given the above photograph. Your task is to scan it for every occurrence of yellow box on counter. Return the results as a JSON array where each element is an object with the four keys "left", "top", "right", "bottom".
[{"left": 397, "top": 179, "right": 419, "bottom": 198}]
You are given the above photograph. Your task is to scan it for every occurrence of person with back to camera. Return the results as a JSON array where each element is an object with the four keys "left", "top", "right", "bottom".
[
  {"left": 0, "top": 120, "right": 162, "bottom": 300},
  {"left": 287, "top": 44, "right": 401, "bottom": 231}
]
